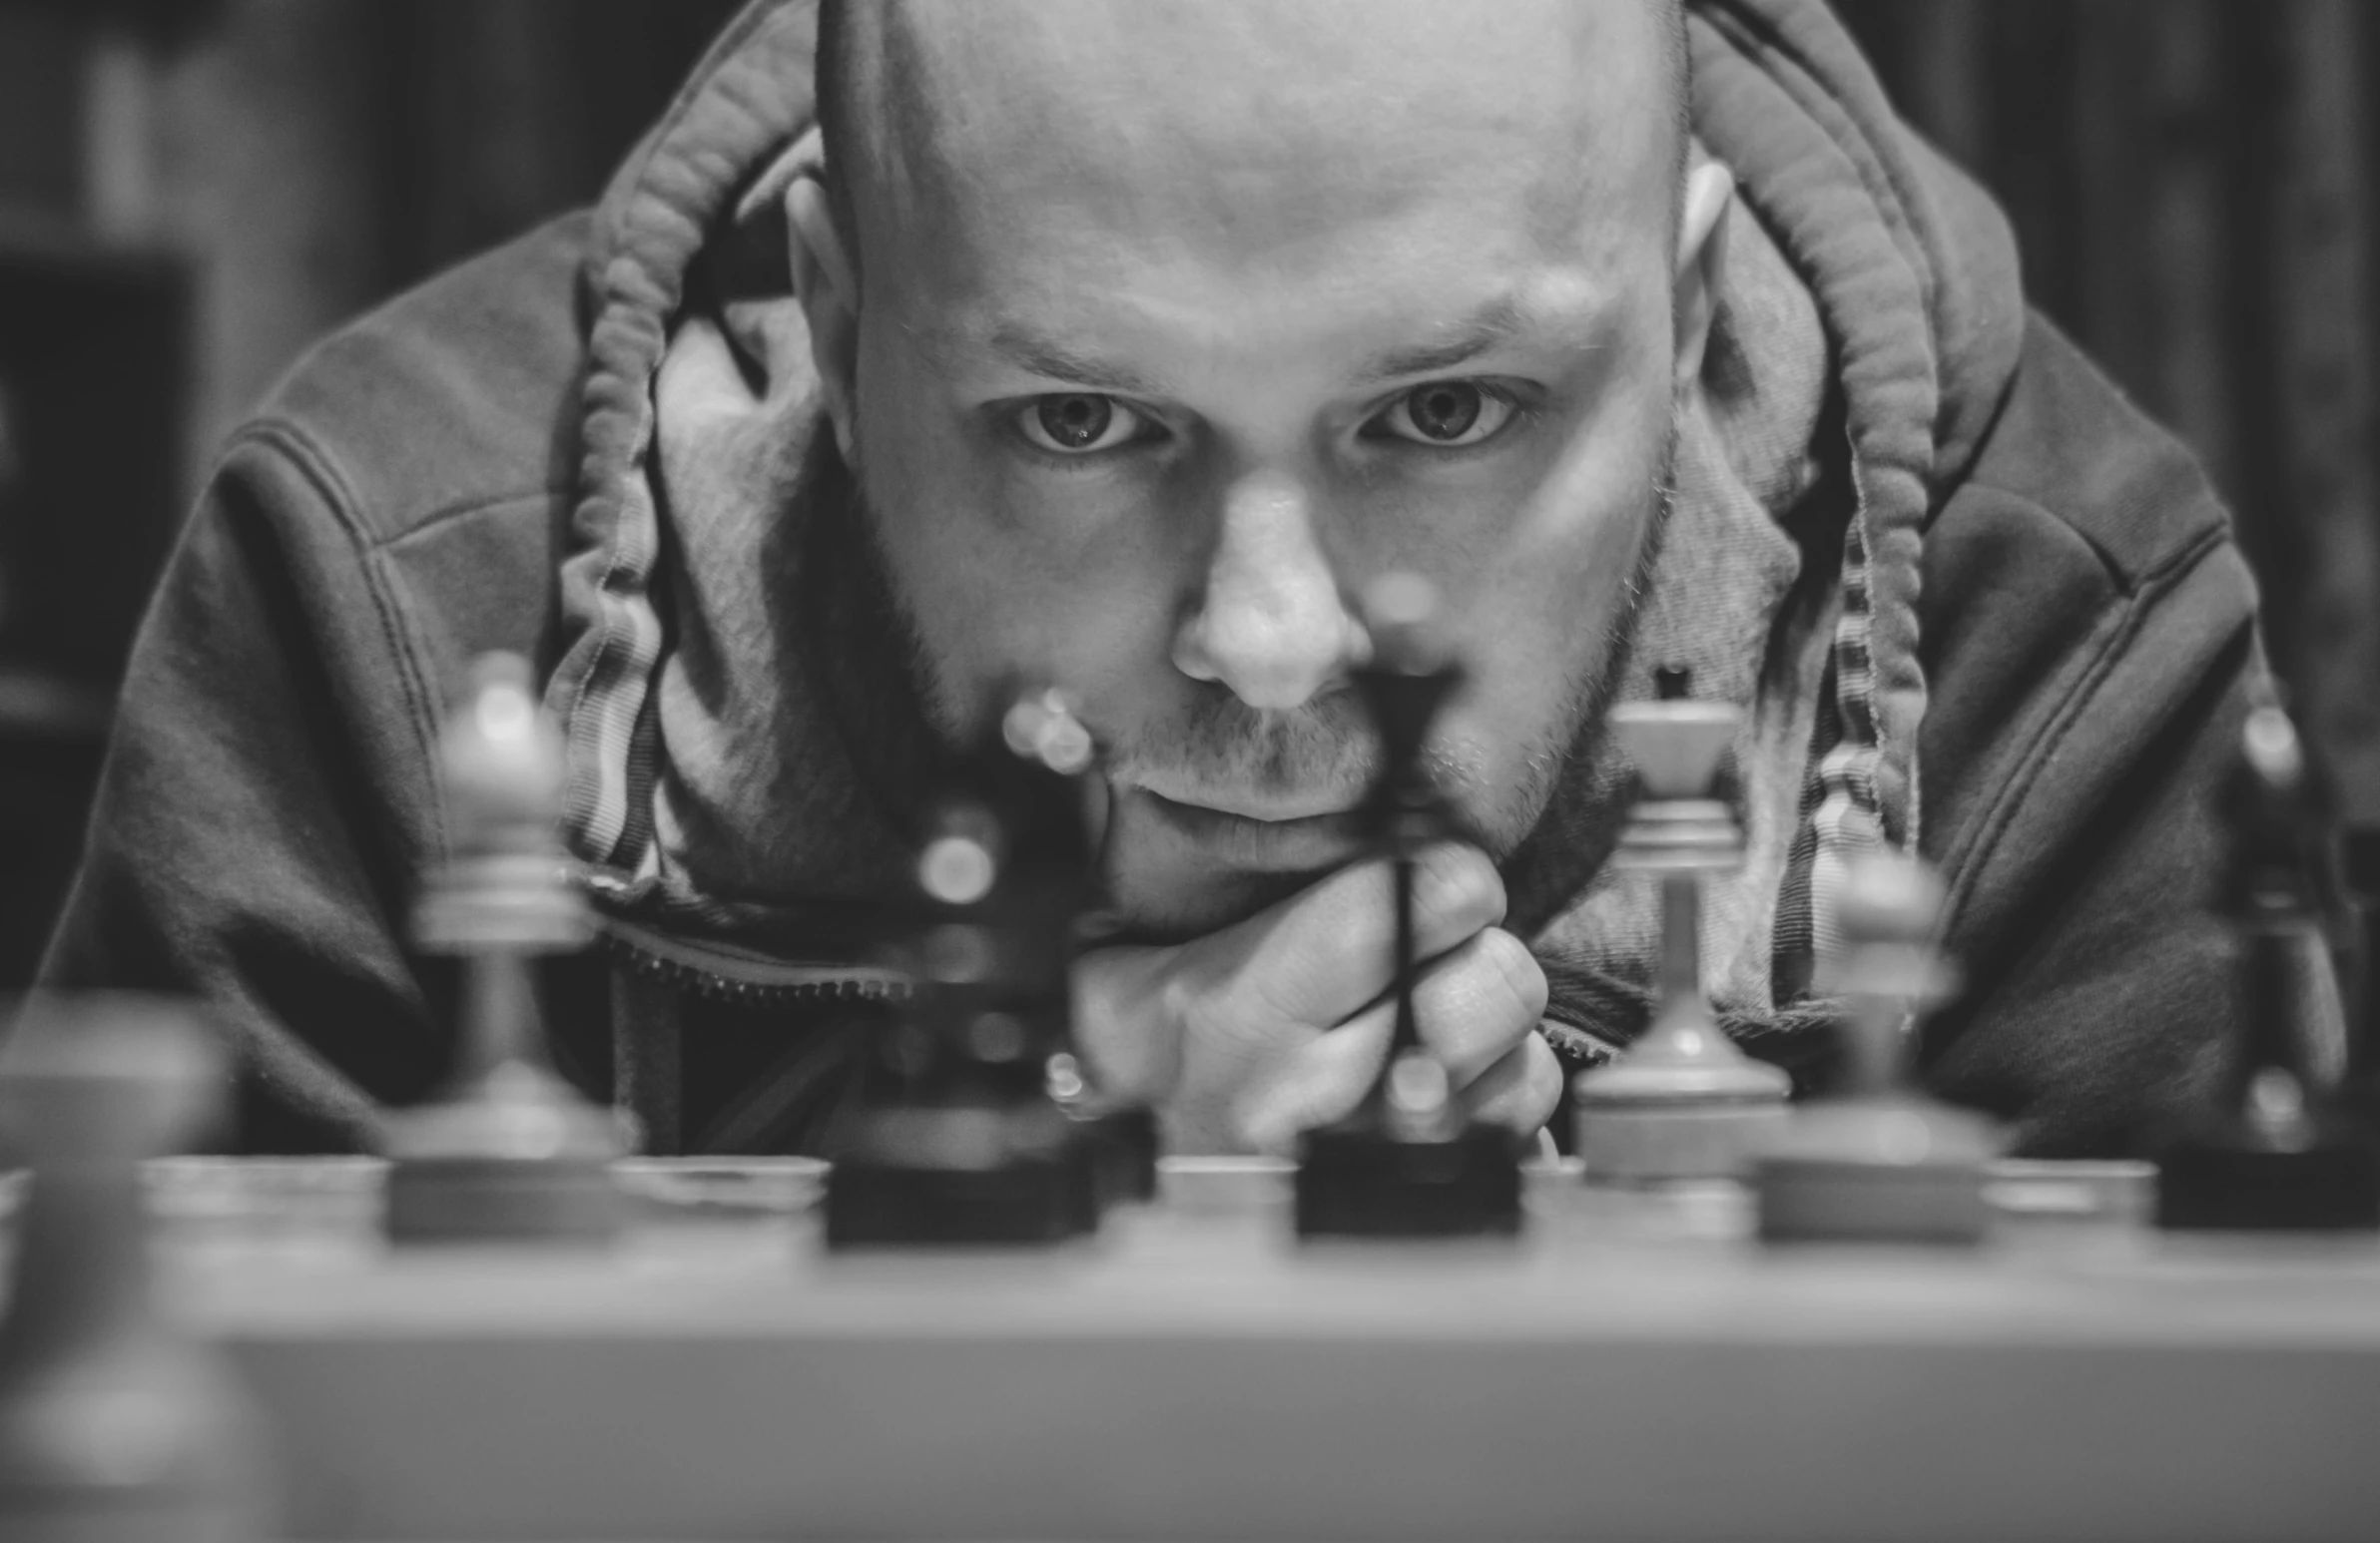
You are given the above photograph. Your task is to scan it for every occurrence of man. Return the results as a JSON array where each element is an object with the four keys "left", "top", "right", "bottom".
[{"left": 46, "top": 0, "right": 2262, "bottom": 1160}]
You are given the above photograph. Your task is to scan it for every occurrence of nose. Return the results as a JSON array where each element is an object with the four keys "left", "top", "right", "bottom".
[{"left": 1173, "top": 470, "right": 1360, "bottom": 712}]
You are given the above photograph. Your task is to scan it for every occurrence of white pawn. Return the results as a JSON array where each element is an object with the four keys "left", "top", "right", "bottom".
[
  {"left": 1754, "top": 850, "right": 2000, "bottom": 1245},
  {"left": 382, "top": 653, "right": 624, "bottom": 1245},
  {"left": 0, "top": 996, "right": 276, "bottom": 1541},
  {"left": 1572, "top": 671, "right": 1792, "bottom": 1182}
]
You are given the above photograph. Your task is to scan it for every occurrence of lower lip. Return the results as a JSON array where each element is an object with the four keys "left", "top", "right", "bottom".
[{"left": 1131, "top": 789, "right": 1366, "bottom": 868}]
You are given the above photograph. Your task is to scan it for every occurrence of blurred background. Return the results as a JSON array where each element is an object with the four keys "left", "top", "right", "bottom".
[{"left": 0, "top": 0, "right": 2376, "bottom": 984}]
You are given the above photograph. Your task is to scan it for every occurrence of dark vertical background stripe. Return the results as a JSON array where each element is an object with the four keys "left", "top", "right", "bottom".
[{"left": 1838, "top": 0, "right": 2380, "bottom": 820}]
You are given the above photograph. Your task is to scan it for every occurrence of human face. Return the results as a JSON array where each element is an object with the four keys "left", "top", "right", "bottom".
[{"left": 809, "top": 0, "right": 1706, "bottom": 938}]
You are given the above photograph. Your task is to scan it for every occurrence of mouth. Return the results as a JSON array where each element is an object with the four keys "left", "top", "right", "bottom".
[{"left": 1124, "top": 786, "right": 1368, "bottom": 870}]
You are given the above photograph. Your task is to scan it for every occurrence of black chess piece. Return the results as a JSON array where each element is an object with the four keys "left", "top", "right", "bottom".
[
  {"left": 1754, "top": 851, "right": 1999, "bottom": 1245},
  {"left": 825, "top": 690, "right": 1126, "bottom": 1246},
  {"left": 2156, "top": 701, "right": 2380, "bottom": 1232},
  {"left": 1000, "top": 692, "right": 1161, "bottom": 1210},
  {"left": 0, "top": 996, "right": 277, "bottom": 1542},
  {"left": 1294, "top": 576, "right": 1524, "bottom": 1240},
  {"left": 1571, "top": 667, "right": 1791, "bottom": 1183},
  {"left": 381, "top": 654, "right": 625, "bottom": 1245},
  {"left": 2332, "top": 826, "right": 2380, "bottom": 1126}
]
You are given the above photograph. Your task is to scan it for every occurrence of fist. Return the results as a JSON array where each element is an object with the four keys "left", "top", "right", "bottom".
[{"left": 1071, "top": 843, "right": 1560, "bottom": 1154}]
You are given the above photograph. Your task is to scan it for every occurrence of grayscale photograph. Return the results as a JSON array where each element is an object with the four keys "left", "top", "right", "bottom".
[{"left": 1, "top": 3, "right": 2377, "bottom": 1539}]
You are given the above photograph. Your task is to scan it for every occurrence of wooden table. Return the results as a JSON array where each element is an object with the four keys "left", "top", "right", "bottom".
[{"left": 133, "top": 1157, "right": 2380, "bottom": 1542}]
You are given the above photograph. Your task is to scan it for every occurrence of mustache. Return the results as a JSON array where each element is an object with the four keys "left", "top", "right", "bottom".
[
  {"left": 1103, "top": 685, "right": 1376, "bottom": 796},
  {"left": 1101, "top": 684, "right": 1491, "bottom": 814}
]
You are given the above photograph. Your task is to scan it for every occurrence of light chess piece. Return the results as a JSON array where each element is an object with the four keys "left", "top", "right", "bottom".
[
  {"left": 0, "top": 996, "right": 276, "bottom": 1542},
  {"left": 1294, "top": 575, "right": 1524, "bottom": 1240},
  {"left": 381, "top": 653, "right": 624, "bottom": 1245},
  {"left": 825, "top": 691, "right": 1108, "bottom": 1246},
  {"left": 1571, "top": 667, "right": 1790, "bottom": 1182},
  {"left": 2157, "top": 701, "right": 2380, "bottom": 1231},
  {"left": 1754, "top": 851, "right": 1999, "bottom": 1244}
]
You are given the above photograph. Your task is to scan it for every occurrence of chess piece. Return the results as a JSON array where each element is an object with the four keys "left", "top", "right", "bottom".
[
  {"left": 2157, "top": 701, "right": 2380, "bottom": 1231},
  {"left": 825, "top": 691, "right": 1116, "bottom": 1245},
  {"left": 1754, "top": 852, "right": 1999, "bottom": 1244},
  {"left": 2337, "top": 827, "right": 2380, "bottom": 1132},
  {"left": 1571, "top": 667, "right": 1791, "bottom": 1182},
  {"left": 0, "top": 995, "right": 276, "bottom": 1542},
  {"left": 1003, "top": 692, "right": 1161, "bottom": 1210},
  {"left": 381, "top": 654, "right": 624, "bottom": 1245},
  {"left": 1294, "top": 576, "right": 1524, "bottom": 1240}
]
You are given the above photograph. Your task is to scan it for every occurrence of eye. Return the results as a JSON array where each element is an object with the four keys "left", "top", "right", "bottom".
[
  {"left": 1015, "top": 393, "right": 1153, "bottom": 455},
  {"left": 1367, "top": 380, "right": 1518, "bottom": 448}
]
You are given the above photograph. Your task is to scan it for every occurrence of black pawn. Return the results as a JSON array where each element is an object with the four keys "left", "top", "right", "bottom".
[
  {"left": 1295, "top": 576, "right": 1523, "bottom": 1240},
  {"left": 2156, "top": 703, "right": 2380, "bottom": 1232},
  {"left": 825, "top": 691, "right": 1113, "bottom": 1246}
]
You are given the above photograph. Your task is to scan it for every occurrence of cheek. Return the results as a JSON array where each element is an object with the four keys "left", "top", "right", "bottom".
[
  {"left": 854, "top": 352, "right": 1195, "bottom": 735},
  {"left": 1396, "top": 380, "right": 1670, "bottom": 799}
]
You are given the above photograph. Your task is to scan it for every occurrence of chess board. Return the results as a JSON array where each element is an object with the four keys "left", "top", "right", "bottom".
[{"left": 105, "top": 1155, "right": 2380, "bottom": 1542}]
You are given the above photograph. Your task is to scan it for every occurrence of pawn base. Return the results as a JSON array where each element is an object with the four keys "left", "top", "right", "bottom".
[
  {"left": 384, "top": 1155, "right": 623, "bottom": 1246},
  {"left": 1756, "top": 1159, "right": 1990, "bottom": 1245},
  {"left": 826, "top": 1155, "right": 1085, "bottom": 1247},
  {"left": 1754, "top": 1098, "right": 1998, "bottom": 1245},
  {"left": 1575, "top": 1099, "right": 1788, "bottom": 1185},
  {"left": 1295, "top": 1120, "right": 1523, "bottom": 1240},
  {"left": 1071, "top": 1104, "right": 1160, "bottom": 1208},
  {"left": 2156, "top": 1136, "right": 2380, "bottom": 1232},
  {"left": 825, "top": 1101, "right": 1089, "bottom": 1248}
]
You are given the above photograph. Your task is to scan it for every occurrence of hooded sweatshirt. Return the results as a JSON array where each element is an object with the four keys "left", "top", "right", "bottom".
[{"left": 44, "top": 0, "right": 2270, "bottom": 1159}]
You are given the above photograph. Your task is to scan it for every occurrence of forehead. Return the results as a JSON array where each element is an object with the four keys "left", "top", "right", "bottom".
[{"left": 853, "top": 0, "right": 1677, "bottom": 318}]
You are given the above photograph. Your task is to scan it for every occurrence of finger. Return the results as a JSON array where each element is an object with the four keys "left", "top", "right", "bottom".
[
  {"left": 1410, "top": 927, "right": 1548, "bottom": 1087},
  {"left": 1070, "top": 944, "right": 1184, "bottom": 1104},
  {"left": 1229, "top": 842, "right": 1505, "bottom": 1032},
  {"left": 1461, "top": 1032, "right": 1565, "bottom": 1138},
  {"left": 1232, "top": 1002, "right": 1397, "bottom": 1156}
]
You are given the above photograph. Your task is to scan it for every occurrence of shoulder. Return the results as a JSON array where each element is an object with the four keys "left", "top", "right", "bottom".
[
  {"left": 1936, "top": 313, "right": 2235, "bottom": 598},
  {"left": 1920, "top": 310, "right": 2260, "bottom": 877},
  {"left": 230, "top": 212, "right": 593, "bottom": 550}
]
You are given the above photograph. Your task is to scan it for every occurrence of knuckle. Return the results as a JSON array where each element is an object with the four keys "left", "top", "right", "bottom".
[
  {"left": 1480, "top": 928, "right": 1549, "bottom": 1023},
  {"left": 1414, "top": 843, "right": 1506, "bottom": 937},
  {"left": 1471, "top": 1035, "right": 1564, "bottom": 1135}
]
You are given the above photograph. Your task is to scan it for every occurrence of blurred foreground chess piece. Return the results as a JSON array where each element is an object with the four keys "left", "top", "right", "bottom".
[
  {"left": 1008, "top": 694, "right": 1161, "bottom": 1210},
  {"left": 826, "top": 690, "right": 1138, "bottom": 1245},
  {"left": 2157, "top": 702, "right": 2380, "bottom": 1231},
  {"left": 1755, "top": 853, "right": 1999, "bottom": 1245},
  {"left": 0, "top": 996, "right": 276, "bottom": 1542},
  {"left": 1294, "top": 576, "right": 1523, "bottom": 1240},
  {"left": 1571, "top": 669, "right": 1790, "bottom": 1182},
  {"left": 381, "top": 654, "right": 624, "bottom": 1245}
]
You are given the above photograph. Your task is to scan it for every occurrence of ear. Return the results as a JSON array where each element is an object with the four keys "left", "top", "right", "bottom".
[
  {"left": 1671, "top": 157, "right": 1734, "bottom": 396},
  {"left": 786, "top": 177, "right": 862, "bottom": 463}
]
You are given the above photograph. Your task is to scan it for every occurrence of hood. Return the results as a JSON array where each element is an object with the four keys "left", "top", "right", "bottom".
[{"left": 543, "top": 0, "right": 2027, "bottom": 965}]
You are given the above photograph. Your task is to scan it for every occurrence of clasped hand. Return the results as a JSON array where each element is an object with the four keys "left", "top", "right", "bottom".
[{"left": 1072, "top": 843, "right": 1561, "bottom": 1154}]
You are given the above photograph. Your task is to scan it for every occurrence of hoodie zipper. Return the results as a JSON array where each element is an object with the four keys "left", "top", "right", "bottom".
[{"left": 598, "top": 917, "right": 915, "bottom": 1008}]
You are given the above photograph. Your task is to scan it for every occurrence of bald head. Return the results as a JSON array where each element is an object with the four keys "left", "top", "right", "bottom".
[
  {"left": 815, "top": 0, "right": 1692, "bottom": 279},
  {"left": 787, "top": 0, "right": 1732, "bottom": 939}
]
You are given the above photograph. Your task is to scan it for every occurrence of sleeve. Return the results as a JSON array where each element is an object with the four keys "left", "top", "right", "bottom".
[
  {"left": 1920, "top": 522, "right": 2269, "bottom": 1158},
  {"left": 38, "top": 425, "right": 449, "bottom": 1154}
]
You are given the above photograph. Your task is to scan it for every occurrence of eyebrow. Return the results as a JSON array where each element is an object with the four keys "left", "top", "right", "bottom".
[
  {"left": 980, "top": 290, "right": 1559, "bottom": 398},
  {"left": 1352, "top": 296, "right": 1528, "bottom": 385},
  {"left": 986, "top": 326, "right": 1162, "bottom": 396}
]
